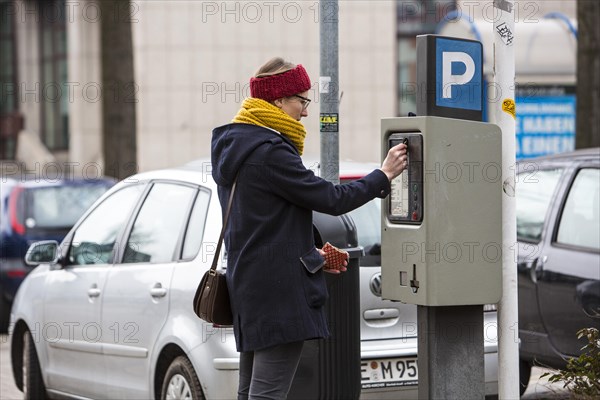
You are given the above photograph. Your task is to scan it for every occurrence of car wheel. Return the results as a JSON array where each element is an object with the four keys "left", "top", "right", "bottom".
[
  {"left": 161, "top": 356, "right": 204, "bottom": 400},
  {"left": 519, "top": 359, "right": 531, "bottom": 396},
  {"left": 23, "top": 329, "right": 47, "bottom": 400}
]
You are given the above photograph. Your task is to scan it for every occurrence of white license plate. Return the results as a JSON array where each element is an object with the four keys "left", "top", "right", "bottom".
[{"left": 361, "top": 357, "right": 418, "bottom": 389}]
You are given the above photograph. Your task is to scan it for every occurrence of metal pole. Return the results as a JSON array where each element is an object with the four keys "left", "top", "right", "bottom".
[
  {"left": 319, "top": 0, "right": 339, "bottom": 184},
  {"left": 493, "top": 1, "right": 519, "bottom": 398},
  {"left": 417, "top": 305, "right": 484, "bottom": 399}
]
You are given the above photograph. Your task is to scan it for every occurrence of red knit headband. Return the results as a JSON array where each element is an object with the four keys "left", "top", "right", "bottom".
[{"left": 250, "top": 64, "right": 311, "bottom": 101}]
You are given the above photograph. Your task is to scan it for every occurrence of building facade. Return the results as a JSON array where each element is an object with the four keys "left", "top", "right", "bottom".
[
  {"left": 2, "top": 0, "right": 396, "bottom": 174},
  {"left": 0, "top": 0, "right": 576, "bottom": 175}
]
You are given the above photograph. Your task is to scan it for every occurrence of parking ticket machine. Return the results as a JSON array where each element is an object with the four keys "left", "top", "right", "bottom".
[
  {"left": 381, "top": 116, "right": 503, "bottom": 306},
  {"left": 380, "top": 34, "right": 505, "bottom": 400}
]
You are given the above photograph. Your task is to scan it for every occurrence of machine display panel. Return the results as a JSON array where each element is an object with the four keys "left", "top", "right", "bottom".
[{"left": 387, "top": 133, "right": 423, "bottom": 224}]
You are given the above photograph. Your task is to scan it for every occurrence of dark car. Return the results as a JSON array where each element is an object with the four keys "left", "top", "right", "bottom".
[
  {"left": 0, "top": 176, "right": 115, "bottom": 331},
  {"left": 516, "top": 148, "right": 600, "bottom": 393}
]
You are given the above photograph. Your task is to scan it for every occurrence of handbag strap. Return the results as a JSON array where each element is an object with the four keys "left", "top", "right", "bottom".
[{"left": 210, "top": 176, "right": 238, "bottom": 273}]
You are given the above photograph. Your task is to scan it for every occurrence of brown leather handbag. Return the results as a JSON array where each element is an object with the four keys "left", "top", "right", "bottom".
[{"left": 193, "top": 178, "right": 237, "bottom": 326}]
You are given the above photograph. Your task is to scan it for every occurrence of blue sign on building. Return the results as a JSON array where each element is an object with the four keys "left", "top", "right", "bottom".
[{"left": 515, "top": 86, "right": 576, "bottom": 159}]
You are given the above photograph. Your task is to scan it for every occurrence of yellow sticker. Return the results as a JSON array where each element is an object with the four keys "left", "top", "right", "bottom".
[
  {"left": 320, "top": 114, "right": 338, "bottom": 124},
  {"left": 502, "top": 98, "right": 516, "bottom": 119}
]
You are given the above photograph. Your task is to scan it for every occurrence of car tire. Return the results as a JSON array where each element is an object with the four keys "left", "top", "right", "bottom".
[
  {"left": 161, "top": 356, "right": 204, "bottom": 400},
  {"left": 519, "top": 359, "right": 531, "bottom": 396},
  {"left": 23, "top": 329, "right": 47, "bottom": 400}
]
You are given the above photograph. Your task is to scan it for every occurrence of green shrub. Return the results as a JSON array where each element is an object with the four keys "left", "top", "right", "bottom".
[{"left": 542, "top": 328, "right": 600, "bottom": 399}]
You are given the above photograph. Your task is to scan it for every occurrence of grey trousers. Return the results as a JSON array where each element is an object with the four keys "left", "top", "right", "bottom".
[{"left": 238, "top": 341, "right": 304, "bottom": 400}]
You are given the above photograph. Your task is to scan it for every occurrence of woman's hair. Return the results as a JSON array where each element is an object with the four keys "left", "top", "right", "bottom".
[{"left": 254, "top": 57, "right": 296, "bottom": 78}]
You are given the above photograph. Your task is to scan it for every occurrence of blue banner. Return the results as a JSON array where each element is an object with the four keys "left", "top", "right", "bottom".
[{"left": 515, "top": 94, "right": 576, "bottom": 159}]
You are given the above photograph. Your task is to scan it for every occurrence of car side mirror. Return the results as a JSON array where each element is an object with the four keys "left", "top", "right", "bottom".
[{"left": 25, "top": 241, "right": 60, "bottom": 266}]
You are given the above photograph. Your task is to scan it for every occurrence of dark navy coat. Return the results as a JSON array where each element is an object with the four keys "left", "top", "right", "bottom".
[{"left": 211, "top": 123, "right": 390, "bottom": 352}]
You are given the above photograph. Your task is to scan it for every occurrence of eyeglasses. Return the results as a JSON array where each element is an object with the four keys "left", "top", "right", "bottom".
[{"left": 293, "top": 94, "right": 311, "bottom": 110}]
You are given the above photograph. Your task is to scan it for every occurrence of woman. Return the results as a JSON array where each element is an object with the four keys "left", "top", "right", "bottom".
[{"left": 211, "top": 57, "right": 407, "bottom": 399}]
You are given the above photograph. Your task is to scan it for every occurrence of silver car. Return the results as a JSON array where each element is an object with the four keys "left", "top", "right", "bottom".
[{"left": 10, "top": 160, "right": 498, "bottom": 399}]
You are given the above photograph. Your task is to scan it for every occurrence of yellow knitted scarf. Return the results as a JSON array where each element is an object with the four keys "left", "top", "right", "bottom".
[{"left": 232, "top": 98, "right": 307, "bottom": 155}]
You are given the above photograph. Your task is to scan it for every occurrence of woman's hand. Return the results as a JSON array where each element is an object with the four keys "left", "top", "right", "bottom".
[
  {"left": 380, "top": 143, "right": 408, "bottom": 181},
  {"left": 318, "top": 248, "right": 348, "bottom": 274}
]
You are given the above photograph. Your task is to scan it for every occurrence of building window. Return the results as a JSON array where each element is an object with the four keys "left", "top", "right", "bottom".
[
  {"left": 396, "top": 1, "right": 456, "bottom": 116},
  {"left": 1, "top": 0, "right": 17, "bottom": 114},
  {"left": 1, "top": 0, "right": 19, "bottom": 159},
  {"left": 39, "top": 0, "right": 68, "bottom": 150},
  {"left": 397, "top": 38, "right": 417, "bottom": 116}
]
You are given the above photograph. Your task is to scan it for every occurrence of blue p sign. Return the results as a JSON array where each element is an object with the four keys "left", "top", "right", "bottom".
[
  {"left": 417, "top": 35, "right": 484, "bottom": 121},
  {"left": 435, "top": 38, "right": 482, "bottom": 111}
]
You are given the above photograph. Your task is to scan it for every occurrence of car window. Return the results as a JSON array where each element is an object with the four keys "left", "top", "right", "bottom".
[
  {"left": 69, "top": 184, "right": 145, "bottom": 265},
  {"left": 28, "top": 184, "right": 110, "bottom": 229},
  {"left": 123, "top": 182, "right": 196, "bottom": 264},
  {"left": 556, "top": 168, "right": 600, "bottom": 250},
  {"left": 347, "top": 199, "right": 381, "bottom": 266},
  {"left": 181, "top": 189, "right": 211, "bottom": 260},
  {"left": 516, "top": 168, "right": 563, "bottom": 242}
]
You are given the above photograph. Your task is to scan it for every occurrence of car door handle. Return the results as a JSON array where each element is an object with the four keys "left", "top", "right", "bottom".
[
  {"left": 88, "top": 285, "right": 101, "bottom": 298},
  {"left": 150, "top": 283, "right": 167, "bottom": 298},
  {"left": 364, "top": 308, "right": 400, "bottom": 321}
]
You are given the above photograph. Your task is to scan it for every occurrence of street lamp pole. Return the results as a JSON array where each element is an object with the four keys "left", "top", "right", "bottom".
[
  {"left": 493, "top": 1, "right": 520, "bottom": 398},
  {"left": 319, "top": 0, "right": 339, "bottom": 184}
]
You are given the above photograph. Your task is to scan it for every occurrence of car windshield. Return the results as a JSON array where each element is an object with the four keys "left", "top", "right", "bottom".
[
  {"left": 29, "top": 184, "right": 110, "bottom": 229},
  {"left": 347, "top": 199, "right": 381, "bottom": 266}
]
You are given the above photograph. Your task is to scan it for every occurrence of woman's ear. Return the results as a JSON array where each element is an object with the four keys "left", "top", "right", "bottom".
[{"left": 273, "top": 98, "right": 283, "bottom": 108}]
